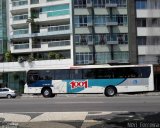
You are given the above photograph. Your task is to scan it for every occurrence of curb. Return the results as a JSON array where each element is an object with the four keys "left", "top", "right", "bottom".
[{"left": 19, "top": 92, "right": 160, "bottom": 98}]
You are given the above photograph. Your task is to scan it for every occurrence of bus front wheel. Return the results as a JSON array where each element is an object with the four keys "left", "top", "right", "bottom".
[
  {"left": 104, "top": 86, "right": 117, "bottom": 97},
  {"left": 42, "top": 88, "right": 52, "bottom": 98}
]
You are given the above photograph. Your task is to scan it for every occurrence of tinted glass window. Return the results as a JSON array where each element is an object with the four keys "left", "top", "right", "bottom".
[
  {"left": 70, "top": 69, "right": 82, "bottom": 79},
  {"left": 38, "top": 70, "right": 54, "bottom": 80},
  {"left": 96, "top": 68, "right": 114, "bottom": 78},
  {"left": 0, "top": 89, "right": 2, "bottom": 92},
  {"left": 112, "top": 66, "right": 151, "bottom": 78},
  {"left": 55, "top": 69, "right": 69, "bottom": 80},
  {"left": 3, "top": 89, "right": 9, "bottom": 91},
  {"left": 27, "top": 71, "right": 39, "bottom": 84},
  {"left": 83, "top": 69, "right": 96, "bottom": 79}
]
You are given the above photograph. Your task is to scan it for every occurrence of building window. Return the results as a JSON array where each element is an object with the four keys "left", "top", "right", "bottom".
[
  {"left": 148, "top": 0, "right": 160, "bottom": 9},
  {"left": 94, "top": 0, "right": 127, "bottom": 8},
  {"left": 93, "top": 0, "right": 105, "bottom": 8},
  {"left": 116, "top": 15, "right": 128, "bottom": 26},
  {"left": 136, "top": 0, "right": 147, "bottom": 9},
  {"left": 117, "top": 0, "right": 127, "bottom": 7},
  {"left": 41, "top": 4, "right": 70, "bottom": 17},
  {"left": 137, "top": 36, "right": 146, "bottom": 45},
  {"left": 74, "top": 15, "right": 92, "bottom": 27},
  {"left": 137, "top": 18, "right": 146, "bottom": 27},
  {"left": 114, "top": 51, "right": 129, "bottom": 63},
  {"left": 76, "top": 53, "right": 93, "bottom": 64},
  {"left": 75, "top": 35, "right": 93, "bottom": 45},
  {"left": 74, "top": 0, "right": 86, "bottom": 8},
  {"left": 94, "top": 16, "right": 107, "bottom": 26},
  {"left": 95, "top": 34, "right": 107, "bottom": 45},
  {"left": 95, "top": 52, "right": 111, "bottom": 64}
]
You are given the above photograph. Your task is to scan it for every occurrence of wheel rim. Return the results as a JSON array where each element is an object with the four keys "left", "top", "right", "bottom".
[
  {"left": 107, "top": 88, "right": 115, "bottom": 96},
  {"left": 44, "top": 90, "right": 49, "bottom": 96},
  {"left": 7, "top": 95, "right": 11, "bottom": 99}
]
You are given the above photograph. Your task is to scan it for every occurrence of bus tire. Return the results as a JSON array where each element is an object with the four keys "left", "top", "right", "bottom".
[
  {"left": 104, "top": 86, "right": 117, "bottom": 97},
  {"left": 51, "top": 94, "right": 56, "bottom": 97},
  {"left": 42, "top": 88, "right": 52, "bottom": 98}
]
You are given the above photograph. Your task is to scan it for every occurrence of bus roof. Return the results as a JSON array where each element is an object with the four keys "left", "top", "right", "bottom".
[
  {"left": 70, "top": 64, "right": 153, "bottom": 69},
  {"left": 27, "top": 64, "right": 153, "bottom": 71}
]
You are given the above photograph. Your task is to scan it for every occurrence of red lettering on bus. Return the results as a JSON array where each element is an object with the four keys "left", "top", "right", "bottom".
[{"left": 70, "top": 80, "right": 88, "bottom": 89}]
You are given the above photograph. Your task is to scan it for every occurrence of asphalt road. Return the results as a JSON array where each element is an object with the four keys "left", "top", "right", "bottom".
[{"left": 0, "top": 95, "right": 160, "bottom": 113}]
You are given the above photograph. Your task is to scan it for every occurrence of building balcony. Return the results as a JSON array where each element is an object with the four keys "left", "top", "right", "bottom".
[
  {"left": 10, "top": 43, "right": 30, "bottom": 53},
  {"left": 11, "top": 40, "right": 71, "bottom": 53},
  {"left": 30, "top": 0, "right": 70, "bottom": 8},
  {"left": 48, "top": 40, "right": 70, "bottom": 47},
  {"left": 105, "top": 0, "right": 118, "bottom": 7},
  {"left": 14, "top": 43, "right": 29, "bottom": 50},
  {"left": 105, "top": 3, "right": 117, "bottom": 8},
  {"left": 106, "top": 41, "right": 118, "bottom": 44},
  {"left": 10, "top": 29, "right": 29, "bottom": 39},
  {"left": 36, "top": 13, "right": 70, "bottom": 22},
  {"left": 106, "top": 21, "right": 118, "bottom": 26},
  {"left": 11, "top": 0, "right": 28, "bottom": 10},
  {"left": 11, "top": 14, "right": 28, "bottom": 25},
  {"left": 31, "top": 40, "right": 71, "bottom": 52},
  {"left": 32, "top": 24, "right": 71, "bottom": 37}
]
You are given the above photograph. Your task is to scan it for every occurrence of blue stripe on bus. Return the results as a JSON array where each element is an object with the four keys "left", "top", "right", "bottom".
[{"left": 28, "top": 80, "right": 52, "bottom": 87}]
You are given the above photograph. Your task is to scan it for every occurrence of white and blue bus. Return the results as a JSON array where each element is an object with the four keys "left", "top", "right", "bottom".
[{"left": 24, "top": 64, "right": 154, "bottom": 97}]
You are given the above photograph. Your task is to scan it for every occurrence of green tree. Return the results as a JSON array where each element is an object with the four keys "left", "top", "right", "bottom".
[
  {"left": 28, "top": 53, "right": 34, "bottom": 62},
  {"left": 48, "top": 52, "right": 65, "bottom": 60},
  {"left": 48, "top": 52, "right": 56, "bottom": 59},
  {"left": 5, "top": 51, "right": 12, "bottom": 62}
]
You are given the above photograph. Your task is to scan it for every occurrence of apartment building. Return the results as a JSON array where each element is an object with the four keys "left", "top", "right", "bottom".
[
  {"left": 73, "top": 0, "right": 131, "bottom": 65},
  {"left": 136, "top": 0, "right": 160, "bottom": 64},
  {"left": 1, "top": 0, "right": 73, "bottom": 92},
  {"left": 9, "top": 0, "right": 73, "bottom": 62}
]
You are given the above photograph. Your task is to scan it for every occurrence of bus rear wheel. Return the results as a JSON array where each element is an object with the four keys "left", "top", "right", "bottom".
[
  {"left": 42, "top": 88, "right": 52, "bottom": 98},
  {"left": 104, "top": 86, "right": 117, "bottom": 97}
]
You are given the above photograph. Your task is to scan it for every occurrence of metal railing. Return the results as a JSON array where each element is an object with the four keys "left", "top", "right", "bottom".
[
  {"left": 48, "top": 40, "right": 70, "bottom": 47},
  {"left": 12, "top": 0, "right": 28, "bottom": 7},
  {"left": 13, "top": 29, "right": 29, "bottom": 35},
  {"left": 14, "top": 43, "right": 29, "bottom": 49},
  {"left": 48, "top": 25, "right": 70, "bottom": 32}
]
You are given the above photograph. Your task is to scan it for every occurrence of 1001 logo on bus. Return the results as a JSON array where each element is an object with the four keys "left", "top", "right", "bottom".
[{"left": 70, "top": 80, "right": 88, "bottom": 89}]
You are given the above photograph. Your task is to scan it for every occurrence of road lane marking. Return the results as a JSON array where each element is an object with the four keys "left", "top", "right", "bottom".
[
  {"left": 54, "top": 102, "right": 104, "bottom": 104},
  {"left": 0, "top": 113, "right": 31, "bottom": 122},
  {"left": 30, "top": 112, "right": 88, "bottom": 122},
  {"left": 0, "top": 111, "right": 128, "bottom": 122}
]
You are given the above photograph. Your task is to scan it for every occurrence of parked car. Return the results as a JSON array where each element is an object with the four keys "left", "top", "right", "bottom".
[{"left": 0, "top": 88, "right": 16, "bottom": 98}]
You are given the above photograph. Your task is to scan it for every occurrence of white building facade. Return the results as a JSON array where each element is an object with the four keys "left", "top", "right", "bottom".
[
  {"left": 9, "top": 0, "right": 74, "bottom": 64},
  {"left": 0, "top": 0, "right": 74, "bottom": 91}
]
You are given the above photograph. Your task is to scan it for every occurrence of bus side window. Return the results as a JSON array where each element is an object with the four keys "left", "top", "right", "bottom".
[
  {"left": 55, "top": 69, "right": 69, "bottom": 80},
  {"left": 28, "top": 74, "right": 39, "bottom": 83},
  {"left": 83, "top": 69, "right": 96, "bottom": 79},
  {"left": 70, "top": 69, "right": 82, "bottom": 79}
]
